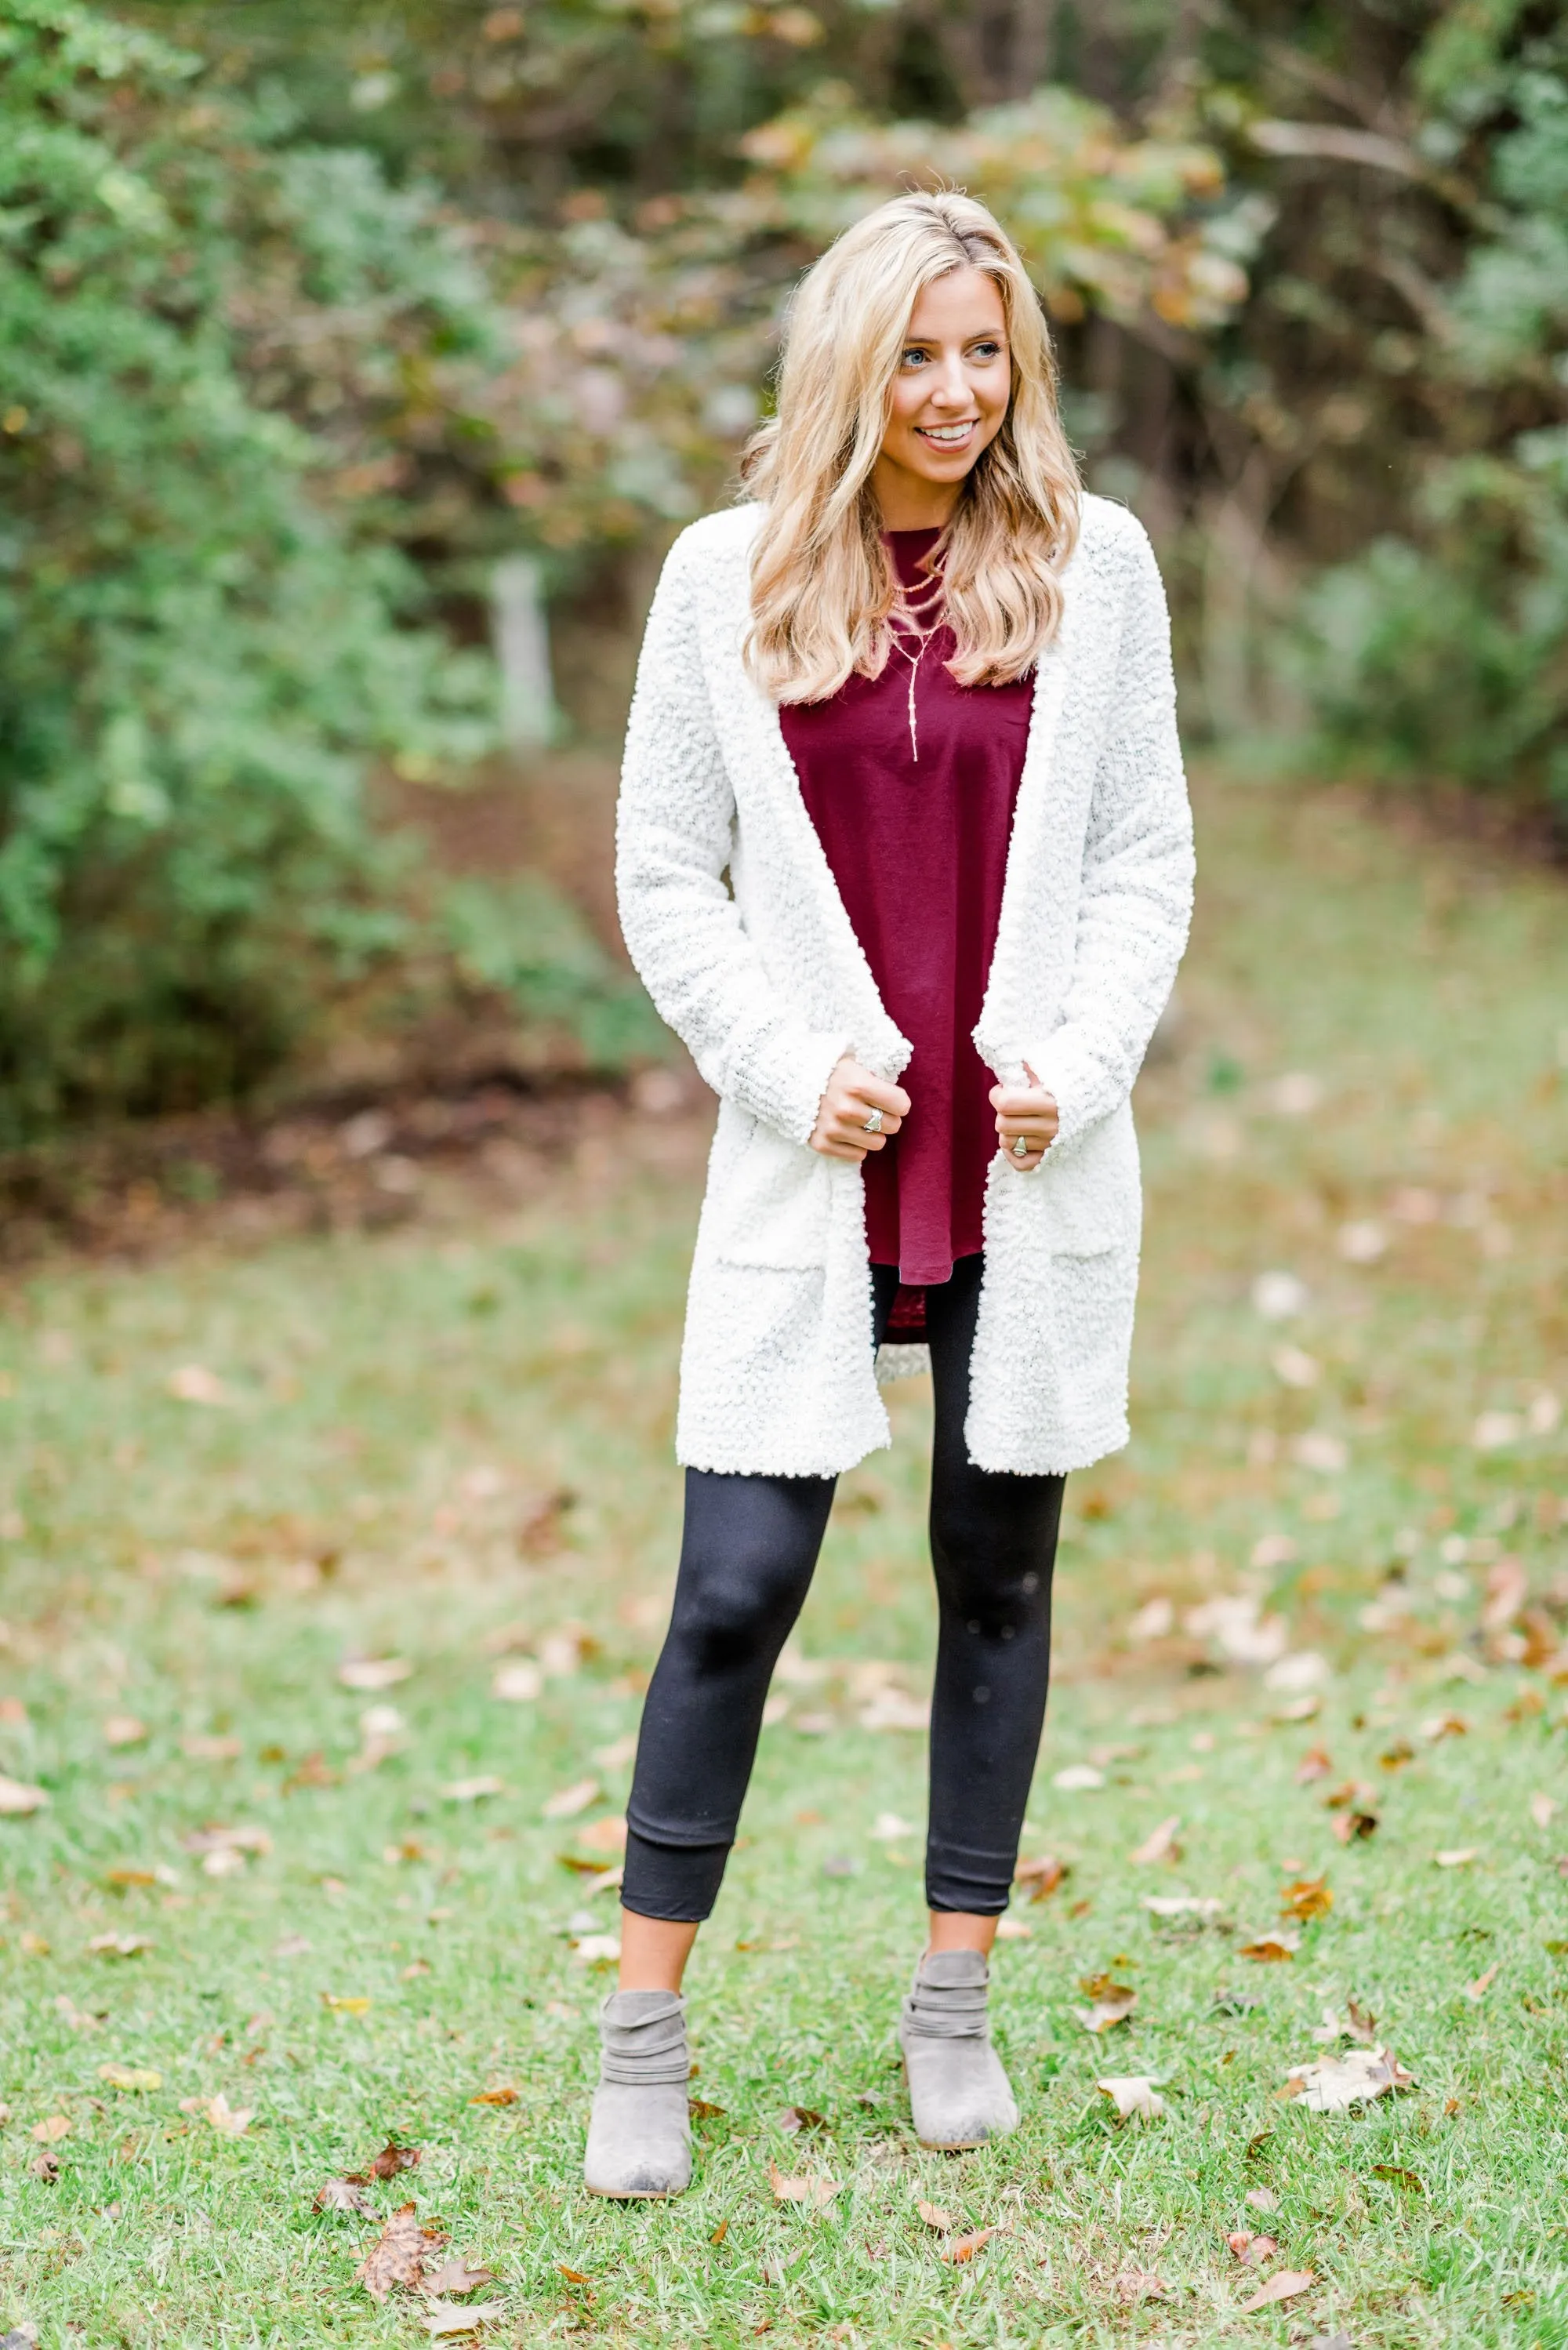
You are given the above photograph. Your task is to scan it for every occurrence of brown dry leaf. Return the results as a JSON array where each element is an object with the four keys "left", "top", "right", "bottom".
[
  {"left": 1435, "top": 1847, "right": 1478, "bottom": 1869},
  {"left": 1112, "top": 2270, "right": 1169, "bottom": 2302},
  {"left": 574, "top": 1815, "right": 627, "bottom": 1857},
  {"left": 1097, "top": 2076, "right": 1164, "bottom": 2119},
  {"left": 1014, "top": 1852, "right": 1067, "bottom": 1900},
  {"left": 777, "top": 2106, "right": 827, "bottom": 2134},
  {"left": 1374, "top": 2163, "right": 1425, "bottom": 2193},
  {"left": 168, "top": 1364, "right": 230, "bottom": 1407},
  {"left": 352, "top": 2141, "right": 422, "bottom": 2182},
  {"left": 1283, "top": 2047, "right": 1414, "bottom": 2112},
  {"left": 916, "top": 2199, "right": 954, "bottom": 2230},
  {"left": 0, "top": 1775, "right": 49, "bottom": 1816},
  {"left": 467, "top": 2088, "right": 517, "bottom": 2107},
  {"left": 1422, "top": 1713, "right": 1468, "bottom": 1742},
  {"left": 1240, "top": 1928, "right": 1300, "bottom": 1962},
  {"left": 29, "top": 2150, "right": 59, "bottom": 2181},
  {"left": 1238, "top": 2268, "right": 1315, "bottom": 2313},
  {"left": 1330, "top": 1808, "right": 1379, "bottom": 1845},
  {"left": 1465, "top": 1961, "right": 1501, "bottom": 2002},
  {"left": 87, "top": 1933, "right": 150, "bottom": 1958},
  {"left": 710, "top": 2219, "right": 728, "bottom": 2245},
  {"left": 322, "top": 1994, "right": 372, "bottom": 2014},
  {"left": 942, "top": 2228, "right": 996, "bottom": 2264},
  {"left": 1245, "top": 2186, "right": 1279, "bottom": 2213},
  {"left": 768, "top": 2159, "right": 840, "bottom": 2208},
  {"left": 423, "top": 2259, "right": 497, "bottom": 2297},
  {"left": 688, "top": 2098, "right": 727, "bottom": 2119},
  {"left": 1530, "top": 1792, "right": 1557, "bottom": 1830},
  {"left": 1294, "top": 1745, "right": 1332, "bottom": 1785},
  {"left": 19, "top": 1930, "right": 50, "bottom": 1956},
  {"left": 1481, "top": 1555, "right": 1529, "bottom": 1633},
  {"left": 53, "top": 1994, "right": 102, "bottom": 2031},
  {"left": 556, "top": 2265, "right": 591, "bottom": 2286},
  {"left": 1279, "top": 1876, "right": 1333, "bottom": 1921},
  {"left": 31, "top": 2115, "right": 70, "bottom": 2144},
  {"left": 541, "top": 1778, "right": 599, "bottom": 1822},
  {"left": 1227, "top": 2230, "right": 1278, "bottom": 2265},
  {"left": 1129, "top": 1814, "right": 1181, "bottom": 1865},
  {"left": 102, "top": 1716, "right": 147, "bottom": 1749},
  {"left": 355, "top": 2202, "right": 449, "bottom": 2303},
  {"left": 1378, "top": 1738, "right": 1415, "bottom": 1771},
  {"left": 443, "top": 1776, "right": 505, "bottom": 1804},
  {"left": 182, "top": 1732, "right": 243, "bottom": 1761},
  {"left": 205, "top": 2094, "right": 252, "bottom": 2137},
  {"left": 314, "top": 2177, "right": 374, "bottom": 2213},
  {"left": 1076, "top": 1974, "right": 1137, "bottom": 2032}
]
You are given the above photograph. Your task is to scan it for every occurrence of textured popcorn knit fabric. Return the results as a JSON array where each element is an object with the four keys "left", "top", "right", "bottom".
[{"left": 615, "top": 492, "right": 1194, "bottom": 1477}]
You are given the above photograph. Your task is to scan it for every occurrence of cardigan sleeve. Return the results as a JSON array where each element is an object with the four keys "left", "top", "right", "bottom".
[
  {"left": 615, "top": 531, "right": 853, "bottom": 1143},
  {"left": 1024, "top": 521, "right": 1195, "bottom": 1154}
]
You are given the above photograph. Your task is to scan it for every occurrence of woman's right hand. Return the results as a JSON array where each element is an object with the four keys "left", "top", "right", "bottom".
[{"left": 809, "top": 1058, "right": 911, "bottom": 1161}]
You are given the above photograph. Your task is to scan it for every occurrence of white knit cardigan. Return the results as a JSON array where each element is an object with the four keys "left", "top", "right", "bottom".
[{"left": 615, "top": 492, "right": 1194, "bottom": 1478}]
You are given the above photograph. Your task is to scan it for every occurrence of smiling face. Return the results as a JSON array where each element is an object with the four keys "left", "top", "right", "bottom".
[{"left": 869, "top": 264, "right": 1012, "bottom": 530}]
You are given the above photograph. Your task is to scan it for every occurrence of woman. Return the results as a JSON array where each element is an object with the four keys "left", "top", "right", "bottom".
[{"left": 594, "top": 191, "right": 1192, "bottom": 2196}]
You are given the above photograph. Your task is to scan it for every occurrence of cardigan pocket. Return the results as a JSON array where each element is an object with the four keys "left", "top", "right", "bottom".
[
  {"left": 708, "top": 1113, "right": 833, "bottom": 1270},
  {"left": 990, "top": 1096, "right": 1141, "bottom": 1258}
]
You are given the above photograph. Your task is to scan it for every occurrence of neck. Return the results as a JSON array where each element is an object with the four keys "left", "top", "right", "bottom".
[{"left": 870, "top": 456, "right": 964, "bottom": 532}]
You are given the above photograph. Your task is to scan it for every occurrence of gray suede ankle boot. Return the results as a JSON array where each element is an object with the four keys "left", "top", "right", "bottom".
[
  {"left": 583, "top": 1989, "right": 693, "bottom": 2198},
  {"left": 898, "top": 1949, "right": 1019, "bottom": 2151}
]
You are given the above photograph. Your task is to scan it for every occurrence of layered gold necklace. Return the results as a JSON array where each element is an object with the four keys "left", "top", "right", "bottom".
[{"left": 887, "top": 564, "right": 947, "bottom": 764}]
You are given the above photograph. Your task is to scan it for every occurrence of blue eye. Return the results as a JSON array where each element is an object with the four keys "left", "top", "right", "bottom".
[{"left": 902, "top": 348, "right": 928, "bottom": 367}]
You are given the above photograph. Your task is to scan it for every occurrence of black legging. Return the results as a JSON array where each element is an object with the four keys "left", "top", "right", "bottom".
[{"left": 622, "top": 1255, "right": 1065, "bottom": 1920}]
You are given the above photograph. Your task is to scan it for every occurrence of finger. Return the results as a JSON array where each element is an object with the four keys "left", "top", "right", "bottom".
[
  {"left": 851, "top": 1075, "right": 912, "bottom": 1119},
  {"left": 815, "top": 1135, "right": 868, "bottom": 1161},
  {"left": 837, "top": 1104, "right": 902, "bottom": 1139}
]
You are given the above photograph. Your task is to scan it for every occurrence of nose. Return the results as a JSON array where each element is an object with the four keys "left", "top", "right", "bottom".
[{"left": 927, "top": 351, "right": 970, "bottom": 409}]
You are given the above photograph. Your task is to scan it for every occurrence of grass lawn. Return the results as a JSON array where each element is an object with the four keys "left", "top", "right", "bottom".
[{"left": 1, "top": 772, "right": 1566, "bottom": 2348}]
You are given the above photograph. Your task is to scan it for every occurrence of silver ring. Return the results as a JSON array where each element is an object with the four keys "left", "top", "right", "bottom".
[
  {"left": 862, "top": 1108, "right": 884, "bottom": 1135},
  {"left": 1012, "top": 1135, "right": 1029, "bottom": 1158}
]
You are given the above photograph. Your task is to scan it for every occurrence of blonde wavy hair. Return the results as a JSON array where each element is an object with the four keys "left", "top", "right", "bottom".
[{"left": 740, "top": 191, "right": 1080, "bottom": 704}]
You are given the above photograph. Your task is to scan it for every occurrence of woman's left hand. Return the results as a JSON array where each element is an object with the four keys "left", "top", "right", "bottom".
[{"left": 989, "top": 1061, "right": 1058, "bottom": 1171}]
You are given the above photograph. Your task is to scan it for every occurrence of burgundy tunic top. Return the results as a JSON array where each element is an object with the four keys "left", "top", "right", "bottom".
[{"left": 780, "top": 528, "right": 1034, "bottom": 1289}]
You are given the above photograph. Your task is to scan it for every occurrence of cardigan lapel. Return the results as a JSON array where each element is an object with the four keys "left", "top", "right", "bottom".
[{"left": 972, "top": 541, "right": 1088, "bottom": 1085}]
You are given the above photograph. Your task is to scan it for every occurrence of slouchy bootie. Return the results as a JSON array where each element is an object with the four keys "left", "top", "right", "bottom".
[
  {"left": 898, "top": 1949, "right": 1019, "bottom": 2151},
  {"left": 583, "top": 1989, "right": 692, "bottom": 2198}
]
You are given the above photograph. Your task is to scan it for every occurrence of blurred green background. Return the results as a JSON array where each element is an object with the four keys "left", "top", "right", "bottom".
[{"left": 2, "top": 0, "right": 1566, "bottom": 1142}]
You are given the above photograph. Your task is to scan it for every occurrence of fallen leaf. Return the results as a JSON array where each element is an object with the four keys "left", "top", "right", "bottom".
[
  {"left": 337, "top": 1656, "right": 412, "bottom": 1692},
  {"left": 86, "top": 1933, "right": 150, "bottom": 1959},
  {"left": 556, "top": 2266, "right": 590, "bottom": 2285},
  {"left": 352, "top": 2141, "right": 422, "bottom": 2182},
  {"left": 314, "top": 2178, "right": 373, "bottom": 2213},
  {"left": 467, "top": 2088, "right": 517, "bottom": 2107},
  {"left": 101, "top": 1716, "right": 147, "bottom": 1749},
  {"left": 1127, "top": 1596, "right": 1175, "bottom": 1640},
  {"left": 1142, "top": 1894, "right": 1223, "bottom": 1919},
  {"left": 1076, "top": 1978, "right": 1137, "bottom": 2032},
  {"left": 29, "top": 2151, "right": 59, "bottom": 2181},
  {"left": 574, "top": 1814, "right": 627, "bottom": 1857},
  {"left": 182, "top": 1732, "right": 243, "bottom": 1761},
  {"left": 423, "top": 2259, "right": 497, "bottom": 2297},
  {"left": 0, "top": 1776, "right": 49, "bottom": 1816},
  {"left": 1239, "top": 2268, "right": 1315, "bottom": 2313},
  {"left": 205, "top": 2094, "right": 252, "bottom": 2137},
  {"left": 916, "top": 2199, "right": 954, "bottom": 2230},
  {"left": 710, "top": 2219, "right": 728, "bottom": 2244},
  {"left": 1112, "top": 2268, "right": 1169, "bottom": 2301},
  {"left": 19, "top": 1930, "right": 50, "bottom": 1955},
  {"left": 777, "top": 2106, "right": 827, "bottom": 2134},
  {"left": 1294, "top": 1746, "right": 1333, "bottom": 1785},
  {"left": 1465, "top": 1961, "right": 1501, "bottom": 2002},
  {"left": 541, "top": 1778, "right": 598, "bottom": 1821},
  {"left": 768, "top": 2160, "right": 840, "bottom": 2207},
  {"left": 1228, "top": 2229, "right": 1278, "bottom": 2265},
  {"left": 491, "top": 1661, "right": 543, "bottom": 1703},
  {"left": 1373, "top": 2163, "right": 1425, "bottom": 2193},
  {"left": 1434, "top": 1848, "right": 1477, "bottom": 1869},
  {"left": 443, "top": 1776, "right": 505, "bottom": 1804},
  {"left": 1240, "top": 1929, "right": 1300, "bottom": 1962},
  {"left": 1330, "top": 1809, "right": 1379, "bottom": 1844},
  {"left": 1014, "top": 1852, "right": 1067, "bottom": 1899},
  {"left": 1245, "top": 2186, "right": 1279, "bottom": 2212},
  {"left": 1052, "top": 1763, "right": 1105, "bottom": 1791},
  {"left": 53, "top": 1995, "right": 101, "bottom": 2031},
  {"left": 168, "top": 1364, "right": 230, "bottom": 1406},
  {"left": 98, "top": 2065, "right": 161, "bottom": 2093},
  {"left": 31, "top": 2115, "right": 70, "bottom": 2143},
  {"left": 1421, "top": 1713, "right": 1468, "bottom": 1742},
  {"left": 1273, "top": 1344, "right": 1320, "bottom": 1389},
  {"left": 422, "top": 2304, "right": 502, "bottom": 2338},
  {"left": 355, "top": 2202, "right": 449, "bottom": 2303},
  {"left": 1481, "top": 1554, "right": 1529, "bottom": 1630},
  {"left": 321, "top": 1994, "right": 372, "bottom": 2014},
  {"left": 1097, "top": 2076, "right": 1164, "bottom": 2119},
  {"left": 1129, "top": 1815, "right": 1181, "bottom": 1865},
  {"left": 1283, "top": 2046, "right": 1414, "bottom": 2112},
  {"left": 1279, "top": 1876, "right": 1333, "bottom": 1921},
  {"left": 1530, "top": 1792, "right": 1556, "bottom": 1830},
  {"left": 570, "top": 1934, "right": 621, "bottom": 1965},
  {"left": 994, "top": 1916, "right": 1033, "bottom": 1941},
  {"left": 182, "top": 1824, "right": 272, "bottom": 1859},
  {"left": 942, "top": 2228, "right": 996, "bottom": 2264},
  {"left": 688, "top": 2098, "right": 726, "bottom": 2119}
]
